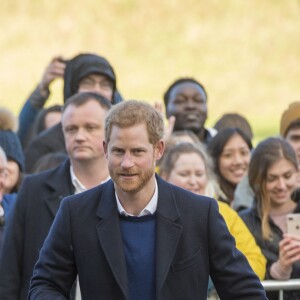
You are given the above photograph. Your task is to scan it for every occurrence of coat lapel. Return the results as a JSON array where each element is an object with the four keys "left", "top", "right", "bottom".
[
  {"left": 44, "top": 160, "right": 74, "bottom": 218},
  {"left": 44, "top": 194, "right": 65, "bottom": 217},
  {"left": 156, "top": 176, "right": 182, "bottom": 292},
  {"left": 96, "top": 180, "right": 129, "bottom": 299}
]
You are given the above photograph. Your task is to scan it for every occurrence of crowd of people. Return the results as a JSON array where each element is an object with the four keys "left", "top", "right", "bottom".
[{"left": 0, "top": 52, "right": 299, "bottom": 299}]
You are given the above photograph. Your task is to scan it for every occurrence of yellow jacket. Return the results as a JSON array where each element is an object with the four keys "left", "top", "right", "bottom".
[{"left": 218, "top": 201, "right": 266, "bottom": 280}]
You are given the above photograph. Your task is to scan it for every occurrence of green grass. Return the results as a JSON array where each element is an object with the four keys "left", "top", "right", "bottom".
[{"left": 1, "top": 0, "right": 300, "bottom": 143}]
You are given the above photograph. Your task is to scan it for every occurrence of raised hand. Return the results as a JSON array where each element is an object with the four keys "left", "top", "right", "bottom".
[
  {"left": 154, "top": 101, "right": 176, "bottom": 142},
  {"left": 38, "top": 56, "right": 66, "bottom": 96}
]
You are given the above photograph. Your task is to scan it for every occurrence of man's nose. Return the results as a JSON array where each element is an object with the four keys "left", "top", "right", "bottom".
[
  {"left": 74, "top": 128, "right": 87, "bottom": 140},
  {"left": 185, "top": 98, "right": 197, "bottom": 109},
  {"left": 121, "top": 153, "right": 134, "bottom": 168}
]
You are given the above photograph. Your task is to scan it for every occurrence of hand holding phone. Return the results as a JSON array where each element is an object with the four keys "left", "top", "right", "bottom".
[{"left": 286, "top": 213, "right": 300, "bottom": 236}]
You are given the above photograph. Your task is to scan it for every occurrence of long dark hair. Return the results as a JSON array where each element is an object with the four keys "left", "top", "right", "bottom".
[
  {"left": 208, "top": 127, "right": 252, "bottom": 203},
  {"left": 249, "top": 137, "right": 298, "bottom": 240}
]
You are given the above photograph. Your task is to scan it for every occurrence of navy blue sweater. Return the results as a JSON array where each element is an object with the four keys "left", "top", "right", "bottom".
[{"left": 119, "top": 214, "right": 156, "bottom": 300}]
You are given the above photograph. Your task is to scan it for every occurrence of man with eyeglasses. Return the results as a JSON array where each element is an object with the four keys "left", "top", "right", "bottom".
[{"left": 21, "top": 53, "right": 123, "bottom": 173}]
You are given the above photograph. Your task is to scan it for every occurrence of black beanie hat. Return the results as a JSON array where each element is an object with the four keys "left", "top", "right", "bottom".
[
  {"left": 0, "top": 130, "right": 24, "bottom": 172},
  {"left": 63, "top": 53, "right": 122, "bottom": 104}
]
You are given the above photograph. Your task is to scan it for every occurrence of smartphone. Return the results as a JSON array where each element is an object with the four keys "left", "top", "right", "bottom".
[{"left": 286, "top": 213, "right": 300, "bottom": 236}]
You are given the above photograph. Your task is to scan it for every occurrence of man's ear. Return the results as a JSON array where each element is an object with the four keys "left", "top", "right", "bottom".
[
  {"left": 103, "top": 140, "right": 108, "bottom": 159},
  {"left": 154, "top": 139, "right": 165, "bottom": 161}
]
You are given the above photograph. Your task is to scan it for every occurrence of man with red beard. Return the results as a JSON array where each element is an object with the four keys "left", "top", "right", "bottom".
[{"left": 28, "top": 101, "right": 267, "bottom": 300}]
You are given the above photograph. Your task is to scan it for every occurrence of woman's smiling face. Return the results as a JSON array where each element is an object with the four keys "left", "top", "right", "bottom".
[
  {"left": 219, "top": 133, "right": 251, "bottom": 185},
  {"left": 167, "top": 152, "right": 208, "bottom": 195}
]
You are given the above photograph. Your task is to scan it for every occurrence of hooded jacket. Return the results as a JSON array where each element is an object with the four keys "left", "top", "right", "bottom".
[
  {"left": 24, "top": 53, "right": 123, "bottom": 173},
  {"left": 63, "top": 53, "right": 122, "bottom": 104}
]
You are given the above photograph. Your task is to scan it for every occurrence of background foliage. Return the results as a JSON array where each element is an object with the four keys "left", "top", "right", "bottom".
[{"left": 1, "top": 0, "right": 300, "bottom": 143}]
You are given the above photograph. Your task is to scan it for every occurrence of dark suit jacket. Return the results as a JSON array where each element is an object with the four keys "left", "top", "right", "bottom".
[
  {"left": 0, "top": 160, "right": 74, "bottom": 300},
  {"left": 29, "top": 176, "right": 267, "bottom": 300},
  {"left": 24, "top": 123, "right": 66, "bottom": 173}
]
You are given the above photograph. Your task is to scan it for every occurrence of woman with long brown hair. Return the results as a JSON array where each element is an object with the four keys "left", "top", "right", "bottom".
[{"left": 240, "top": 137, "right": 300, "bottom": 300}]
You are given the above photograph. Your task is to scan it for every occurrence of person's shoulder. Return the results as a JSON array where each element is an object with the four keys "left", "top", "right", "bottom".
[
  {"left": 239, "top": 206, "right": 254, "bottom": 216},
  {"left": 58, "top": 180, "right": 114, "bottom": 219},
  {"left": 2, "top": 193, "right": 17, "bottom": 209},
  {"left": 206, "top": 127, "right": 217, "bottom": 138},
  {"left": 238, "top": 207, "right": 256, "bottom": 221},
  {"left": 218, "top": 200, "right": 237, "bottom": 217},
  {"left": 27, "top": 160, "right": 68, "bottom": 180},
  {"left": 28, "top": 123, "right": 64, "bottom": 148},
  {"left": 156, "top": 176, "right": 216, "bottom": 203},
  {"left": 159, "top": 177, "right": 216, "bottom": 209},
  {"left": 21, "top": 161, "right": 70, "bottom": 193},
  {"left": 63, "top": 179, "right": 112, "bottom": 206},
  {"left": 38, "top": 122, "right": 63, "bottom": 139}
]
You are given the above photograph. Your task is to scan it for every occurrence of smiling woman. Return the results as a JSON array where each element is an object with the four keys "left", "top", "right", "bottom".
[
  {"left": 208, "top": 127, "right": 253, "bottom": 204},
  {"left": 159, "top": 142, "right": 266, "bottom": 281},
  {"left": 240, "top": 137, "right": 300, "bottom": 300}
]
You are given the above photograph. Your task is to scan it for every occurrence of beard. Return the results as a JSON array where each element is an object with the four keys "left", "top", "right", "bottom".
[{"left": 109, "top": 166, "right": 155, "bottom": 194}]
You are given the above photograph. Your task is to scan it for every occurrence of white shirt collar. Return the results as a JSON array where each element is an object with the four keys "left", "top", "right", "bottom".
[
  {"left": 70, "top": 165, "right": 110, "bottom": 195},
  {"left": 70, "top": 165, "right": 87, "bottom": 194},
  {"left": 116, "top": 178, "right": 158, "bottom": 217}
]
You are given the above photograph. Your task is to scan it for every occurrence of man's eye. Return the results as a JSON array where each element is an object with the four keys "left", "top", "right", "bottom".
[
  {"left": 173, "top": 98, "right": 185, "bottom": 104},
  {"left": 65, "top": 127, "right": 76, "bottom": 133},
  {"left": 113, "top": 149, "right": 123, "bottom": 154},
  {"left": 194, "top": 98, "right": 205, "bottom": 104},
  {"left": 102, "top": 81, "right": 113, "bottom": 87},
  {"left": 81, "top": 79, "right": 93, "bottom": 86},
  {"left": 132, "top": 150, "right": 144, "bottom": 156},
  {"left": 86, "top": 125, "right": 97, "bottom": 131}
]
